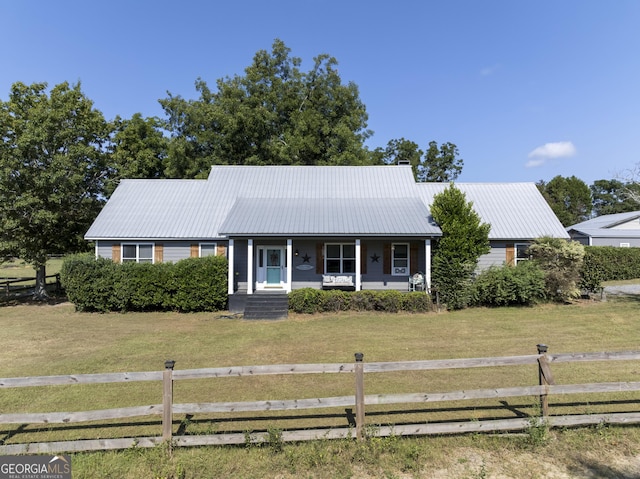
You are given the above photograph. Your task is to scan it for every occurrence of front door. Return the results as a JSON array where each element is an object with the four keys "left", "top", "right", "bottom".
[
  {"left": 256, "top": 246, "right": 286, "bottom": 289},
  {"left": 266, "top": 248, "right": 283, "bottom": 284}
]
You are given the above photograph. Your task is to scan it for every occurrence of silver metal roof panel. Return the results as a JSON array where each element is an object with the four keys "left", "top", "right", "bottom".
[{"left": 219, "top": 197, "right": 440, "bottom": 236}]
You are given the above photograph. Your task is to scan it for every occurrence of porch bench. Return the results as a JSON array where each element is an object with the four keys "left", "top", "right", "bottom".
[{"left": 322, "top": 275, "right": 355, "bottom": 290}]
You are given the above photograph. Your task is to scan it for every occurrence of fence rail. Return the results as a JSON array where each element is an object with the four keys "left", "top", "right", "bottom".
[
  {"left": 1, "top": 345, "right": 640, "bottom": 455},
  {"left": 0, "top": 274, "right": 61, "bottom": 298}
]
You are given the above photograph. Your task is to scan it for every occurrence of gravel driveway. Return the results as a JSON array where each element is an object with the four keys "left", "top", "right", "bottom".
[{"left": 603, "top": 283, "right": 640, "bottom": 295}]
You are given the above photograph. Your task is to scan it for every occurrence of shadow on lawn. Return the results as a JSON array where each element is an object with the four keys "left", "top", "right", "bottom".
[
  {"left": 3, "top": 398, "right": 639, "bottom": 444},
  {"left": 569, "top": 457, "right": 640, "bottom": 479}
]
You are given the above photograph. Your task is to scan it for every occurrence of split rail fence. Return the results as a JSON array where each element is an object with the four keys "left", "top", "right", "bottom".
[
  {"left": 1, "top": 345, "right": 640, "bottom": 454},
  {"left": 0, "top": 274, "right": 61, "bottom": 299}
]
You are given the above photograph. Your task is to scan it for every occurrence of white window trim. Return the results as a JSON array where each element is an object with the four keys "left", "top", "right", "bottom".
[
  {"left": 391, "top": 243, "right": 410, "bottom": 276},
  {"left": 121, "top": 243, "right": 154, "bottom": 263},
  {"left": 199, "top": 242, "right": 218, "bottom": 257},
  {"left": 515, "top": 243, "right": 530, "bottom": 264},
  {"left": 325, "top": 243, "right": 356, "bottom": 274},
  {"left": 620, "top": 242, "right": 631, "bottom": 248}
]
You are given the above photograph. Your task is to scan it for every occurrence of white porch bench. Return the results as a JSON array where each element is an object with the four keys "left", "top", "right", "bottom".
[{"left": 322, "top": 275, "right": 355, "bottom": 289}]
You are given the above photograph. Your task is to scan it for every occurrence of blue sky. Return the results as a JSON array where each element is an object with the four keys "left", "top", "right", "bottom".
[{"left": 2, "top": 1, "right": 639, "bottom": 184}]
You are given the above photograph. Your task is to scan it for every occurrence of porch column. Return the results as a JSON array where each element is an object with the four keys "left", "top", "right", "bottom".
[
  {"left": 247, "top": 239, "right": 254, "bottom": 295},
  {"left": 424, "top": 239, "right": 432, "bottom": 292},
  {"left": 227, "top": 239, "right": 235, "bottom": 295},
  {"left": 355, "top": 238, "right": 361, "bottom": 291},
  {"left": 286, "top": 238, "right": 293, "bottom": 293}
]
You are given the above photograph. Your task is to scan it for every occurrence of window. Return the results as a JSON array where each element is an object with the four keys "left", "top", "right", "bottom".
[
  {"left": 392, "top": 243, "right": 409, "bottom": 276},
  {"left": 122, "top": 243, "right": 153, "bottom": 263},
  {"left": 515, "top": 243, "right": 530, "bottom": 264},
  {"left": 325, "top": 244, "right": 355, "bottom": 274},
  {"left": 200, "top": 243, "right": 217, "bottom": 257},
  {"left": 620, "top": 243, "right": 631, "bottom": 248}
]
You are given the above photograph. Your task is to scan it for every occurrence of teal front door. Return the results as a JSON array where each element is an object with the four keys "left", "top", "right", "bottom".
[{"left": 266, "top": 248, "right": 282, "bottom": 284}]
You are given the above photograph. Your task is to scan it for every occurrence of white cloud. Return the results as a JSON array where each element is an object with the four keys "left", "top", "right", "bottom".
[{"left": 526, "top": 141, "right": 576, "bottom": 168}]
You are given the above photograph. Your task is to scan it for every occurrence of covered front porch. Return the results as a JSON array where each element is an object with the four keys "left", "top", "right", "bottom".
[{"left": 226, "top": 237, "right": 433, "bottom": 296}]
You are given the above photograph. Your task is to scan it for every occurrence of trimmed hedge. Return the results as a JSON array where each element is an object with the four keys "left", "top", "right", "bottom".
[
  {"left": 470, "top": 261, "right": 547, "bottom": 307},
  {"left": 288, "top": 288, "right": 433, "bottom": 314},
  {"left": 60, "top": 254, "right": 228, "bottom": 312},
  {"left": 581, "top": 246, "right": 640, "bottom": 291}
]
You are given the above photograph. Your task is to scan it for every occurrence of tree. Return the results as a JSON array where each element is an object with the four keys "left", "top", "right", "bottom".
[
  {"left": 590, "top": 179, "right": 640, "bottom": 217},
  {"left": 0, "top": 81, "right": 111, "bottom": 298},
  {"left": 106, "top": 113, "right": 169, "bottom": 195},
  {"left": 430, "top": 184, "right": 491, "bottom": 309},
  {"left": 613, "top": 163, "right": 640, "bottom": 208},
  {"left": 372, "top": 137, "right": 423, "bottom": 170},
  {"left": 372, "top": 139, "right": 463, "bottom": 182},
  {"left": 536, "top": 175, "right": 592, "bottom": 226},
  {"left": 419, "top": 141, "right": 463, "bottom": 182},
  {"left": 160, "top": 39, "right": 372, "bottom": 177}
]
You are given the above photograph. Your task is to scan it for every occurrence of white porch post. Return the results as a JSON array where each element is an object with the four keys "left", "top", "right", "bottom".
[
  {"left": 424, "top": 239, "right": 432, "bottom": 292},
  {"left": 247, "top": 239, "right": 254, "bottom": 295},
  {"left": 227, "top": 239, "right": 235, "bottom": 295},
  {"left": 286, "top": 238, "right": 293, "bottom": 293},
  {"left": 355, "top": 238, "right": 361, "bottom": 291}
]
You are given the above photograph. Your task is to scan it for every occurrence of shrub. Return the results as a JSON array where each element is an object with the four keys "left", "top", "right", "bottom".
[
  {"left": 374, "top": 290, "right": 404, "bottom": 313},
  {"left": 402, "top": 292, "right": 433, "bottom": 312},
  {"left": 350, "top": 290, "right": 377, "bottom": 311},
  {"left": 288, "top": 289, "right": 433, "bottom": 314},
  {"left": 170, "top": 256, "right": 228, "bottom": 312},
  {"left": 471, "top": 262, "right": 546, "bottom": 307},
  {"left": 528, "top": 237, "right": 584, "bottom": 302},
  {"left": 60, "top": 253, "right": 119, "bottom": 312},
  {"left": 61, "top": 255, "right": 228, "bottom": 312},
  {"left": 114, "top": 262, "right": 171, "bottom": 311},
  {"left": 581, "top": 246, "right": 640, "bottom": 291},
  {"left": 288, "top": 288, "right": 322, "bottom": 314},
  {"left": 432, "top": 256, "right": 475, "bottom": 310},
  {"left": 320, "top": 289, "right": 351, "bottom": 312}
]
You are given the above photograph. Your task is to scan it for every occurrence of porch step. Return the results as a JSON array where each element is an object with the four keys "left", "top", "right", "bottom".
[{"left": 243, "top": 292, "right": 289, "bottom": 320}]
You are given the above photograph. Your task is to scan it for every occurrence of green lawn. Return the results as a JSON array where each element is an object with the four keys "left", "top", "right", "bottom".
[{"left": 1, "top": 298, "right": 640, "bottom": 478}]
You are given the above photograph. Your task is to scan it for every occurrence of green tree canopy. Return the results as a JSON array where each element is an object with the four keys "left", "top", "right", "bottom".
[
  {"left": 160, "top": 39, "right": 372, "bottom": 177},
  {"left": 590, "top": 178, "right": 640, "bottom": 216},
  {"left": 0, "top": 81, "right": 110, "bottom": 297},
  {"left": 420, "top": 141, "right": 463, "bottom": 182},
  {"left": 537, "top": 175, "right": 592, "bottom": 226},
  {"left": 373, "top": 139, "right": 463, "bottom": 182},
  {"left": 430, "top": 183, "right": 491, "bottom": 309},
  {"left": 107, "top": 113, "right": 169, "bottom": 195}
]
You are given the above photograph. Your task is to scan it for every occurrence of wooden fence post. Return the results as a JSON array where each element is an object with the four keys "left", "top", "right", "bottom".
[
  {"left": 536, "top": 344, "right": 554, "bottom": 417},
  {"left": 163, "top": 360, "right": 175, "bottom": 442},
  {"left": 354, "top": 352, "right": 365, "bottom": 440}
]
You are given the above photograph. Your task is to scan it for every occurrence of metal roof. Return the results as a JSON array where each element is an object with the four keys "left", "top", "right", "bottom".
[
  {"left": 568, "top": 211, "right": 640, "bottom": 230},
  {"left": 568, "top": 228, "right": 640, "bottom": 239},
  {"left": 219, "top": 198, "right": 439, "bottom": 236},
  {"left": 416, "top": 183, "right": 569, "bottom": 240},
  {"left": 84, "top": 179, "right": 216, "bottom": 239},
  {"left": 85, "top": 166, "right": 567, "bottom": 241}
]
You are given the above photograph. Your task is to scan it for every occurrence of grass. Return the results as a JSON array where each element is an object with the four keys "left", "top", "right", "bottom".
[{"left": 2, "top": 297, "right": 640, "bottom": 477}]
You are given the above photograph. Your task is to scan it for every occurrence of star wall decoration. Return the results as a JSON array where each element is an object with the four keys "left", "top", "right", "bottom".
[
  {"left": 302, "top": 253, "right": 311, "bottom": 263},
  {"left": 370, "top": 253, "right": 380, "bottom": 263}
]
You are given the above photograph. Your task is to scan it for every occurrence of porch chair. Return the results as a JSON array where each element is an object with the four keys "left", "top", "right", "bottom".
[{"left": 408, "top": 272, "right": 426, "bottom": 292}]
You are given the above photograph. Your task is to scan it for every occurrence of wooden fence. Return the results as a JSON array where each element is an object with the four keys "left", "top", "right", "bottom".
[
  {"left": 0, "top": 274, "right": 61, "bottom": 298},
  {"left": 1, "top": 345, "right": 640, "bottom": 454}
]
